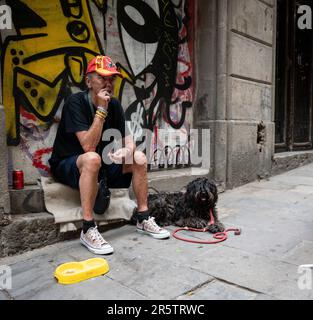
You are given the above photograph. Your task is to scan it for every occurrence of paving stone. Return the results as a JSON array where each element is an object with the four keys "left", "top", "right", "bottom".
[
  {"left": 282, "top": 241, "right": 313, "bottom": 266},
  {"left": 177, "top": 280, "right": 258, "bottom": 300},
  {"left": 270, "top": 175, "right": 313, "bottom": 187},
  {"left": 182, "top": 245, "right": 313, "bottom": 300},
  {"left": 105, "top": 255, "right": 212, "bottom": 300},
  {"left": 3, "top": 163, "right": 313, "bottom": 300},
  {"left": 7, "top": 253, "right": 75, "bottom": 299},
  {"left": 26, "top": 276, "right": 146, "bottom": 300},
  {"left": 63, "top": 228, "right": 214, "bottom": 299},
  {"left": 253, "top": 293, "right": 277, "bottom": 300},
  {"left": 0, "top": 290, "right": 11, "bottom": 300}
]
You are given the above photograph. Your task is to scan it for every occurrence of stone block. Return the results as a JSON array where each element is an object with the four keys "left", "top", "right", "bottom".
[
  {"left": 229, "top": 33, "right": 273, "bottom": 83},
  {"left": 9, "top": 186, "right": 46, "bottom": 214},
  {"left": 271, "top": 151, "right": 313, "bottom": 177},
  {"left": 230, "top": 0, "right": 274, "bottom": 44},
  {"left": 226, "top": 121, "right": 274, "bottom": 188},
  {"left": 0, "top": 213, "right": 60, "bottom": 257},
  {"left": 227, "top": 121, "right": 259, "bottom": 188},
  {"left": 228, "top": 77, "right": 272, "bottom": 121}
]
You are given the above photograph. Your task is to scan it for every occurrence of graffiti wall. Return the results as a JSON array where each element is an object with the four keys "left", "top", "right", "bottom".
[{"left": 0, "top": 0, "right": 194, "bottom": 181}]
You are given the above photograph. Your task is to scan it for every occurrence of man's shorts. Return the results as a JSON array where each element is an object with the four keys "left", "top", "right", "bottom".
[{"left": 52, "top": 155, "right": 132, "bottom": 190}]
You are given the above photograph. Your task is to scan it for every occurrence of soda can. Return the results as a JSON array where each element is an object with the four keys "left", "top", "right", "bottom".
[{"left": 13, "top": 170, "right": 24, "bottom": 190}]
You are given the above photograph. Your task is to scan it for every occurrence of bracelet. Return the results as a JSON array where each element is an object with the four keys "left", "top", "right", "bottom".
[
  {"left": 96, "top": 110, "right": 107, "bottom": 118},
  {"left": 95, "top": 111, "right": 106, "bottom": 121},
  {"left": 96, "top": 109, "right": 107, "bottom": 118},
  {"left": 96, "top": 110, "right": 108, "bottom": 120},
  {"left": 97, "top": 106, "right": 108, "bottom": 117}
]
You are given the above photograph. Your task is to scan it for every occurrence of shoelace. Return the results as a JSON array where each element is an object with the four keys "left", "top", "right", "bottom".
[
  {"left": 89, "top": 227, "right": 106, "bottom": 245},
  {"left": 144, "top": 217, "right": 161, "bottom": 232}
]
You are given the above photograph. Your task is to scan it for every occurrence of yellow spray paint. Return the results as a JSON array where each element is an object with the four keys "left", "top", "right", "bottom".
[{"left": 2, "top": 0, "right": 104, "bottom": 145}]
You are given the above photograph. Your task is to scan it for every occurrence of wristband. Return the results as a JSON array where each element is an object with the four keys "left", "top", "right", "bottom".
[
  {"left": 96, "top": 108, "right": 108, "bottom": 120},
  {"left": 95, "top": 111, "right": 106, "bottom": 121},
  {"left": 96, "top": 110, "right": 107, "bottom": 117},
  {"left": 97, "top": 106, "right": 108, "bottom": 117}
]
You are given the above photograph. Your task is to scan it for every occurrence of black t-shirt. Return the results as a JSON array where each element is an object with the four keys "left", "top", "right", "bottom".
[{"left": 49, "top": 90, "right": 127, "bottom": 172}]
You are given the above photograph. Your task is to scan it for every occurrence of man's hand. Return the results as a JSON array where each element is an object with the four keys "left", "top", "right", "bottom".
[
  {"left": 109, "top": 148, "right": 133, "bottom": 164},
  {"left": 97, "top": 88, "right": 111, "bottom": 109}
]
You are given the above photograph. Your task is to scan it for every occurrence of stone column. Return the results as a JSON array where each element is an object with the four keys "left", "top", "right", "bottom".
[
  {"left": 225, "top": 0, "right": 275, "bottom": 188},
  {"left": 194, "top": 0, "right": 228, "bottom": 190},
  {"left": 0, "top": 105, "right": 11, "bottom": 219}
]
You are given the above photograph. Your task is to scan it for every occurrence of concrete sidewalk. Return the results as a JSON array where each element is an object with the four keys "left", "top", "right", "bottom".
[{"left": 1, "top": 164, "right": 313, "bottom": 300}]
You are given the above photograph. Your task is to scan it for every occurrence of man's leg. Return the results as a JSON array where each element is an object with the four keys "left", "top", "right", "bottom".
[
  {"left": 123, "top": 151, "right": 148, "bottom": 212},
  {"left": 123, "top": 151, "right": 170, "bottom": 239},
  {"left": 76, "top": 152, "right": 101, "bottom": 221},
  {"left": 76, "top": 152, "right": 114, "bottom": 254}
]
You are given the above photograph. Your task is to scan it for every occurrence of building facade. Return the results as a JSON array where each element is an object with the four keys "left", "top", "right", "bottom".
[{"left": 1, "top": 0, "right": 312, "bottom": 216}]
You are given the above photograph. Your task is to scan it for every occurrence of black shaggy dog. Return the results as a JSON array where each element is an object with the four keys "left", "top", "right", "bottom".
[{"left": 132, "top": 178, "right": 225, "bottom": 234}]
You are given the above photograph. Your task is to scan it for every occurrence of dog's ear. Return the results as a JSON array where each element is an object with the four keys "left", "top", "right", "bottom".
[
  {"left": 209, "top": 180, "right": 218, "bottom": 203},
  {"left": 185, "top": 186, "right": 195, "bottom": 207}
]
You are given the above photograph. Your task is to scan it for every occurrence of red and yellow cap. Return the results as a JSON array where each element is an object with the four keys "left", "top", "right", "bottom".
[{"left": 86, "top": 55, "right": 123, "bottom": 78}]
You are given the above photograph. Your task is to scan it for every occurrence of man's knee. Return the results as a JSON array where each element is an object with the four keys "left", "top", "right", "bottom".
[
  {"left": 134, "top": 151, "right": 147, "bottom": 167},
  {"left": 78, "top": 152, "right": 102, "bottom": 173}
]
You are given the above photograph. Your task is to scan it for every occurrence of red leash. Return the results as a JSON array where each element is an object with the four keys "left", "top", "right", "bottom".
[{"left": 172, "top": 210, "right": 241, "bottom": 244}]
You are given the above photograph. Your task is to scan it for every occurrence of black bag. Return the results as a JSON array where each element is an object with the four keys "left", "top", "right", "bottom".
[{"left": 93, "top": 169, "right": 111, "bottom": 215}]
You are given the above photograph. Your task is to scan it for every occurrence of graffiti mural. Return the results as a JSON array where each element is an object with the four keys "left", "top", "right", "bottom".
[
  {"left": 114, "top": 0, "right": 194, "bottom": 169},
  {"left": 0, "top": 0, "right": 106, "bottom": 176},
  {"left": 0, "top": 0, "right": 194, "bottom": 179},
  {"left": 2, "top": 0, "right": 106, "bottom": 146}
]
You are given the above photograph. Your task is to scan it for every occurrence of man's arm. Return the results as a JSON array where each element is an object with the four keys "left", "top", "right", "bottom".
[
  {"left": 76, "top": 116, "right": 105, "bottom": 153},
  {"left": 124, "top": 134, "right": 136, "bottom": 155},
  {"left": 108, "top": 134, "right": 136, "bottom": 164},
  {"left": 76, "top": 88, "right": 110, "bottom": 153}
]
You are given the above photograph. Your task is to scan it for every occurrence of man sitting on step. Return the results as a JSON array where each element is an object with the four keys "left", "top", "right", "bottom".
[{"left": 49, "top": 55, "right": 170, "bottom": 255}]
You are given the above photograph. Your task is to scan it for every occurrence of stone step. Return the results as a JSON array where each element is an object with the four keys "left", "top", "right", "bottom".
[
  {"left": 8, "top": 168, "right": 216, "bottom": 215},
  {"left": 2, "top": 170, "right": 218, "bottom": 258},
  {"left": 9, "top": 185, "right": 46, "bottom": 215},
  {"left": 272, "top": 150, "right": 313, "bottom": 177},
  {"left": 0, "top": 212, "right": 61, "bottom": 257},
  {"left": 0, "top": 212, "right": 128, "bottom": 258}
]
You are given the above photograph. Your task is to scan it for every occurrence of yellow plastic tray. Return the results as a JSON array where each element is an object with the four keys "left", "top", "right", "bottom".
[{"left": 54, "top": 258, "right": 109, "bottom": 285}]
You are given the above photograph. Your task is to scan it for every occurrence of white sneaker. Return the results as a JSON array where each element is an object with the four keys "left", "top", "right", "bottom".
[
  {"left": 80, "top": 226, "right": 114, "bottom": 255},
  {"left": 137, "top": 217, "right": 170, "bottom": 239}
]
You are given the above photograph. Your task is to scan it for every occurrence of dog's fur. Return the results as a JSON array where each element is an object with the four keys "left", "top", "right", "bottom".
[{"left": 133, "top": 178, "right": 225, "bottom": 233}]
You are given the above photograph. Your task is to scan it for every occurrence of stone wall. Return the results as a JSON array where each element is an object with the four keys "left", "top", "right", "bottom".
[
  {"left": 226, "top": 0, "right": 275, "bottom": 188},
  {"left": 0, "top": 105, "right": 10, "bottom": 218},
  {"left": 1, "top": 0, "right": 277, "bottom": 193},
  {"left": 195, "top": 0, "right": 276, "bottom": 189},
  {"left": 1, "top": 0, "right": 195, "bottom": 184}
]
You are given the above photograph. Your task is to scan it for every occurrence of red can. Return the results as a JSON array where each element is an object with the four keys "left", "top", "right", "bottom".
[{"left": 13, "top": 170, "right": 24, "bottom": 190}]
